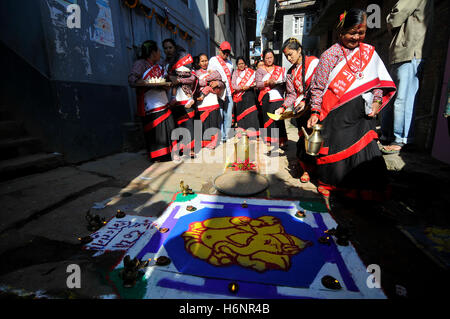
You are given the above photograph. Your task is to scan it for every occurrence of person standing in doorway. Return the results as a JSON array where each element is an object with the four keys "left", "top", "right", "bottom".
[{"left": 380, "top": 0, "right": 433, "bottom": 154}]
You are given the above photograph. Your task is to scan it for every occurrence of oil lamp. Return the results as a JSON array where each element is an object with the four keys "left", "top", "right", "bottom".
[
  {"left": 116, "top": 210, "right": 126, "bottom": 218},
  {"left": 228, "top": 282, "right": 239, "bottom": 294},
  {"left": 85, "top": 210, "right": 106, "bottom": 232},
  {"left": 321, "top": 275, "right": 342, "bottom": 290}
]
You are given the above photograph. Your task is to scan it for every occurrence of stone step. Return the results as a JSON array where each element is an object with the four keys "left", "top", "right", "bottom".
[
  {"left": 0, "top": 120, "right": 25, "bottom": 139},
  {"left": 0, "top": 106, "right": 11, "bottom": 121},
  {"left": 0, "top": 137, "right": 42, "bottom": 160},
  {"left": 0, "top": 152, "right": 64, "bottom": 182}
]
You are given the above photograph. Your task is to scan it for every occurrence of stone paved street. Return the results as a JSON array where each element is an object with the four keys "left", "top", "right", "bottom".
[{"left": 0, "top": 123, "right": 449, "bottom": 299}]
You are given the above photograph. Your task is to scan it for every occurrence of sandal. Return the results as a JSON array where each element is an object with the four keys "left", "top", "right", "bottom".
[
  {"left": 381, "top": 143, "right": 403, "bottom": 155},
  {"left": 317, "top": 186, "right": 331, "bottom": 212},
  {"left": 317, "top": 185, "right": 330, "bottom": 197},
  {"left": 300, "top": 172, "right": 310, "bottom": 183}
]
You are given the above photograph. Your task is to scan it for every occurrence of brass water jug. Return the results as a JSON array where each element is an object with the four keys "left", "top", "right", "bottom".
[
  {"left": 236, "top": 131, "right": 250, "bottom": 162},
  {"left": 301, "top": 124, "right": 324, "bottom": 156}
]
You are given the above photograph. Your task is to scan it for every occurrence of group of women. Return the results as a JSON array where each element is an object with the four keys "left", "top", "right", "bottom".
[{"left": 128, "top": 8, "right": 397, "bottom": 204}]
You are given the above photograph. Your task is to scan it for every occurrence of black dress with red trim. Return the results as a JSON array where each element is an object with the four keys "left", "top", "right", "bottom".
[
  {"left": 170, "top": 53, "right": 197, "bottom": 155},
  {"left": 316, "top": 96, "right": 389, "bottom": 201},
  {"left": 233, "top": 89, "right": 260, "bottom": 137},
  {"left": 171, "top": 102, "right": 196, "bottom": 154},
  {"left": 291, "top": 108, "right": 316, "bottom": 173},
  {"left": 286, "top": 62, "right": 318, "bottom": 174},
  {"left": 198, "top": 102, "right": 222, "bottom": 149},
  {"left": 260, "top": 93, "right": 288, "bottom": 145},
  {"left": 142, "top": 107, "right": 176, "bottom": 161}
]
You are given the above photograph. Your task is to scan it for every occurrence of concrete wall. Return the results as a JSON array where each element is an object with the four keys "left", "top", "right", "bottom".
[
  {"left": 0, "top": 0, "right": 209, "bottom": 163},
  {"left": 261, "top": 1, "right": 319, "bottom": 68},
  {"left": 209, "top": 0, "right": 251, "bottom": 63}
]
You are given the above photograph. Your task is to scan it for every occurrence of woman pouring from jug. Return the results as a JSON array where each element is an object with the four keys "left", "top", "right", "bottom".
[
  {"left": 279, "top": 37, "right": 319, "bottom": 184},
  {"left": 307, "top": 8, "right": 396, "bottom": 206}
]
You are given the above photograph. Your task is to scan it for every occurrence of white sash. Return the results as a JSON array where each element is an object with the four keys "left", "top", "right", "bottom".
[{"left": 197, "top": 72, "right": 219, "bottom": 109}]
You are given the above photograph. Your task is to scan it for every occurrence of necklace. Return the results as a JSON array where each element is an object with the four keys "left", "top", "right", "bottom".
[
  {"left": 264, "top": 65, "right": 274, "bottom": 73},
  {"left": 341, "top": 45, "right": 364, "bottom": 80}
]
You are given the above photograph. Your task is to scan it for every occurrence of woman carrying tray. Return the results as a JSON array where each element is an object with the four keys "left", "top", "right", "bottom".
[
  {"left": 231, "top": 57, "right": 259, "bottom": 139},
  {"left": 307, "top": 9, "right": 396, "bottom": 205},
  {"left": 279, "top": 38, "right": 319, "bottom": 183},
  {"left": 128, "top": 40, "right": 175, "bottom": 162}
]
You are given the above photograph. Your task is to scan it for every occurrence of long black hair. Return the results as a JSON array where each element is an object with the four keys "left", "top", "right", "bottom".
[
  {"left": 162, "top": 38, "right": 186, "bottom": 55},
  {"left": 235, "top": 56, "right": 248, "bottom": 67},
  {"left": 262, "top": 48, "right": 275, "bottom": 61},
  {"left": 162, "top": 38, "right": 176, "bottom": 48},
  {"left": 336, "top": 8, "right": 367, "bottom": 34},
  {"left": 282, "top": 37, "right": 306, "bottom": 94},
  {"left": 193, "top": 53, "right": 208, "bottom": 70},
  {"left": 139, "top": 40, "right": 158, "bottom": 59}
]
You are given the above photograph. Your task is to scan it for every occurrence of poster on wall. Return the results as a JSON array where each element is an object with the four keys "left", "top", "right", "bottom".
[
  {"left": 90, "top": 0, "right": 115, "bottom": 47},
  {"left": 55, "top": 0, "right": 77, "bottom": 8}
]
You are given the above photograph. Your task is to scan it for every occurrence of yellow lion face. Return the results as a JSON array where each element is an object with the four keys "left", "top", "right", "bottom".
[{"left": 182, "top": 216, "right": 311, "bottom": 272}]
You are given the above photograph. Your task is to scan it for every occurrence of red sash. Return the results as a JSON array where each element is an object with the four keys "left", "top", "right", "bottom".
[
  {"left": 257, "top": 65, "right": 283, "bottom": 104},
  {"left": 216, "top": 55, "right": 234, "bottom": 95},
  {"left": 236, "top": 104, "right": 257, "bottom": 122},
  {"left": 171, "top": 54, "right": 193, "bottom": 72},
  {"left": 143, "top": 64, "right": 164, "bottom": 79},
  {"left": 292, "top": 56, "right": 317, "bottom": 94},
  {"left": 232, "top": 68, "right": 255, "bottom": 103},
  {"left": 138, "top": 63, "right": 164, "bottom": 117},
  {"left": 144, "top": 108, "right": 172, "bottom": 131},
  {"left": 320, "top": 43, "right": 374, "bottom": 121}
]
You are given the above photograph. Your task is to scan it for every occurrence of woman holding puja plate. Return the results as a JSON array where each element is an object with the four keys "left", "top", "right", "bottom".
[
  {"left": 128, "top": 40, "right": 175, "bottom": 162},
  {"left": 308, "top": 8, "right": 397, "bottom": 204}
]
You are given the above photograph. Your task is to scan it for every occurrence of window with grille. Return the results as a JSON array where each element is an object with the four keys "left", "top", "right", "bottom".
[{"left": 293, "top": 16, "right": 304, "bottom": 35}]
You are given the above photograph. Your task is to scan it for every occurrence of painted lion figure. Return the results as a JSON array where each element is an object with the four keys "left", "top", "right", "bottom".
[{"left": 181, "top": 216, "right": 312, "bottom": 272}]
